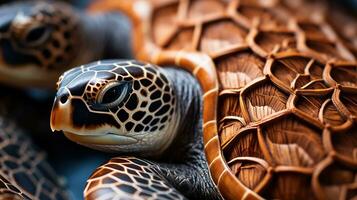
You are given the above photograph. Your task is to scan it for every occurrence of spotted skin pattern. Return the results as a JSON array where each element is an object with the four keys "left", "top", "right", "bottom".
[
  {"left": 0, "top": 118, "right": 69, "bottom": 200},
  {"left": 0, "top": 2, "right": 79, "bottom": 69},
  {"left": 55, "top": 60, "right": 176, "bottom": 152},
  {"left": 85, "top": 157, "right": 186, "bottom": 200}
]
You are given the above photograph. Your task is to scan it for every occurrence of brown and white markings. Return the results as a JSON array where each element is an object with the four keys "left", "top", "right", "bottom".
[
  {"left": 51, "top": 59, "right": 220, "bottom": 200},
  {"left": 0, "top": 117, "right": 70, "bottom": 200},
  {"left": 84, "top": 0, "right": 357, "bottom": 199},
  {"left": 85, "top": 157, "right": 185, "bottom": 200},
  {"left": 51, "top": 60, "right": 178, "bottom": 155}
]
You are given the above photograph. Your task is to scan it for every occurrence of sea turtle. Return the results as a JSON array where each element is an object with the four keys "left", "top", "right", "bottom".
[
  {"left": 50, "top": 0, "right": 357, "bottom": 199},
  {"left": 0, "top": 1, "right": 131, "bottom": 88},
  {"left": 0, "top": 1, "right": 87, "bottom": 199},
  {"left": 0, "top": 1, "right": 132, "bottom": 199}
]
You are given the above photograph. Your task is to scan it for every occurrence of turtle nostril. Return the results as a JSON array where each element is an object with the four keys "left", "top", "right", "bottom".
[{"left": 59, "top": 93, "right": 69, "bottom": 104}]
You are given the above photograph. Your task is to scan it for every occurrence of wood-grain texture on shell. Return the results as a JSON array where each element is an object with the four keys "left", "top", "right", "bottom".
[{"left": 89, "top": 0, "right": 357, "bottom": 199}]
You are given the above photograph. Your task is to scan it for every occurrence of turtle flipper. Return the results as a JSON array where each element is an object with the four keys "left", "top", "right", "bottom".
[
  {"left": 84, "top": 157, "right": 187, "bottom": 200},
  {"left": 0, "top": 118, "right": 70, "bottom": 200},
  {"left": 0, "top": 175, "right": 27, "bottom": 199}
]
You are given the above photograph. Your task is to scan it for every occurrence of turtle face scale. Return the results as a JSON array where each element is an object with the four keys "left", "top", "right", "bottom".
[
  {"left": 51, "top": 60, "right": 178, "bottom": 155},
  {"left": 0, "top": 2, "right": 78, "bottom": 88}
]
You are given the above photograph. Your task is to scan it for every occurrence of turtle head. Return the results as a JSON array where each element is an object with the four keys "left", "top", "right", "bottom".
[
  {"left": 50, "top": 60, "right": 178, "bottom": 155},
  {"left": 0, "top": 1, "right": 79, "bottom": 88}
]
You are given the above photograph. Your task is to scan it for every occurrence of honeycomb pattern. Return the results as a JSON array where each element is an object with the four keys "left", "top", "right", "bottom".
[
  {"left": 0, "top": 117, "right": 70, "bottom": 200},
  {"left": 84, "top": 157, "right": 185, "bottom": 200},
  {"left": 151, "top": 0, "right": 355, "bottom": 62},
  {"left": 58, "top": 60, "right": 175, "bottom": 135},
  {"left": 55, "top": 60, "right": 177, "bottom": 154},
  {"left": 150, "top": 0, "right": 357, "bottom": 199}
]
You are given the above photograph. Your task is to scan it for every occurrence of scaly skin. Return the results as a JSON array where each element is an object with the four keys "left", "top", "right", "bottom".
[
  {"left": 81, "top": 0, "right": 357, "bottom": 199},
  {"left": 51, "top": 61, "right": 222, "bottom": 199}
]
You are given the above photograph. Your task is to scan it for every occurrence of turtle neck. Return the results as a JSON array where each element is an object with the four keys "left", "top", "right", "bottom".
[
  {"left": 160, "top": 66, "right": 222, "bottom": 200},
  {"left": 159, "top": 66, "right": 202, "bottom": 162}
]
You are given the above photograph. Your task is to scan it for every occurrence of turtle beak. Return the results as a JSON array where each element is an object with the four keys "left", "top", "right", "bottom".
[{"left": 50, "top": 95, "right": 72, "bottom": 132}]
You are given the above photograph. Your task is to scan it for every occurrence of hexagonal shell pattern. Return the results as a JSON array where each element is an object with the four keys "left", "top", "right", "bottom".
[{"left": 89, "top": 0, "right": 357, "bottom": 199}]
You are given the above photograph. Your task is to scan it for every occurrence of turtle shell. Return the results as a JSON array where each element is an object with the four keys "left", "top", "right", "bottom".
[{"left": 89, "top": 0, "right": 357, "bottom": 199}]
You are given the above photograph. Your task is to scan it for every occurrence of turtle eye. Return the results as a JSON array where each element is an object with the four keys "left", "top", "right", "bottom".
[
  {"left": 23, "top": 25, "right": 51, "bottom": 46},
  {"left": 97, "top": 82, "right": 129, "bottom": 108}
]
